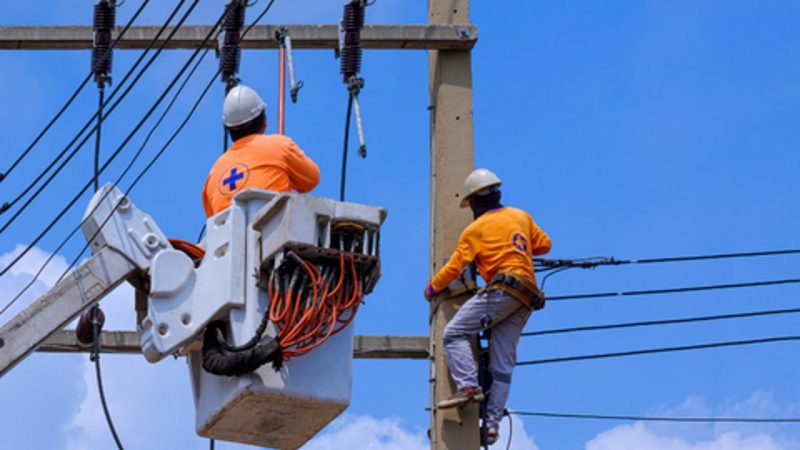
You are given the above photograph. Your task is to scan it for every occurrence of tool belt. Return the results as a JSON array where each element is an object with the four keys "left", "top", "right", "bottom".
[{"left": 486, "top": 272, "right": 546, "bottom": 311}]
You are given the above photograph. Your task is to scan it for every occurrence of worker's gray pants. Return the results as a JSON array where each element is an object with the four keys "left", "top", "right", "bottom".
[{"left": 442, "top": 289, "right": 530, "bottom": 429}]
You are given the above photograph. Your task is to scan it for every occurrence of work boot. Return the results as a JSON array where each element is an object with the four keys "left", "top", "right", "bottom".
[
  {"left": 482, "top": 426, "right": 499, "bottom": 446},
  {"left": 436, "top": 387, "right": 485, "bottom": 409}
]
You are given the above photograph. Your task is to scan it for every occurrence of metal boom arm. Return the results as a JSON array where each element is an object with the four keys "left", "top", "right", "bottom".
[{"left": 0, "top": 247, "right": 137, "bottom": 377}]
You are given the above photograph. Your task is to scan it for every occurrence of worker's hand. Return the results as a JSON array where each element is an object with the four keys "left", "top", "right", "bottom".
[{"left": 424, "top": 282, "right": 438, "bottom": 301}]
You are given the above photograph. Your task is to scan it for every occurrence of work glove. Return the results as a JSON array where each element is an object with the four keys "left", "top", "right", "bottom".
[{"left": 424, "top": 282, "right": 438, "bottom": 301}]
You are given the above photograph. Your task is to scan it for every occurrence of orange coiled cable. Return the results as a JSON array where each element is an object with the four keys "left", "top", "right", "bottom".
[{"left": 269, "top": 252, "right": 365, "bottom": 361}]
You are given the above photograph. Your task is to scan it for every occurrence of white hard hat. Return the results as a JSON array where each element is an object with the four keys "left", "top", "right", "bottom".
[
  {"left": 223, "top": 85, "right": 267, "bottom": 128},
  {"left": 460, "top": 168, "right": 502, "bottom": 208}
]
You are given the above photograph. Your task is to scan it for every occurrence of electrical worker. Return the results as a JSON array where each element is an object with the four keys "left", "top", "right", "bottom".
[
  {"left": 202, "top": 85, "right": 320, "bottom": 217},
  {"left": 425, "top": 168, "right": 551, "bottom": 445}
]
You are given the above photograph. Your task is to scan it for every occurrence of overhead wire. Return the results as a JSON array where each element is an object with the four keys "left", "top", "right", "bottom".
[
  {"left": 535, "top": 249, "right": 800, "bottom": 293},
  {"left": 522, "top": 306, "right": 800, "bottom": 337},
  {"left": 505, "top": 411, "right": 512, "bottom": 450},
  {"left": 515, "top": 335, "right": 800, "bottom": 367},
  {"left": 91, "top": 306, "right": 124, "bottom": 450},
  {"left": 547, "top": 277, "right": 800, "bottom": 302},
  {"left": 0, "top": 0, "right": 192, "bottom": 229},
  {"left": 340, "top": 93, "right": 354, "bottom": 201},
  {"left": 78, "top": 73, "right": 217, "bottom": 450},
  {"left": 509, "top": 410, "right": 800, "bottom": 423},
  {"left": 0, "top": 45, "right": 212, "bottom": 317},
  {"left": 0, "top": 0, "right": 279, "bottom": 315},
  {"left": 535, "top": 248, "right": 800, "bottom": 271},
  {"left": 93, "top": 88, "right": 105, "bottom": 192},
  {"left": 0, "top": 0, "right": 223, "bottom": 281},
  {"left": 0, "top": 0, "right": 150, "bottom": 184}
]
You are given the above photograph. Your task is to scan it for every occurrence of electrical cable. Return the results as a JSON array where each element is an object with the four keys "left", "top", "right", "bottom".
[
  {"left": 0, "top": 0, "right": 278, "bottom": 314},
  {"left": 0, "top": 0, "right": 150, "bottom": 184},
  {"left": 522, "top": 306, "right": 800, "bottom": 338},
  {"left": 505, "top": 409, "right": 512, "bottom": 450},
  {"left": 86, "top": 69, "right": 219, "bottom": 267},
  {"left": 340, "top": 93, "right": 354, "bottom": 201},
  {"left": 94, "top": 87, "right": 105, "bottom": 192},
  {"left": 535, "top": 249, "right": 800, "bottom": 271},
  {"left": 515, "top": 335, "right": 800, "bottom": 367},
  {"left": 92, "top": 307, "right": 124, "bottom": 449},
  {"left": 540, "top": 266, "right": 569, "bottom": 291},
  {"left": 547, "top": 277, "right": 800, "bottom": 302},
  {"left": 0, "top": 0, "right": 192, "bottom": 229},
  {"left": 509, "top": 410, "right": 800, "bottom": 423},
  {"left": 0, "top": 46, "right": 212, "bottom": 318},
  {"left": 242, "top": 0, "right": 277, "bottom": 36},
  {"left": 0, "top": 0, "right": 224, "bottom": 281},
  {"left": 55, "top": 67, "right": 218, "bottom": 295}
]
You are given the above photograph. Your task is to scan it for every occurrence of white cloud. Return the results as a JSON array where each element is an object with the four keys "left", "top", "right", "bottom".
[
  {"left": 302, "top": 413, "right": 540, "bottom": 450},
  {"left": 587, "top": 422, "right": 784, "bottom": 450},
  {"left": 586, "top": 393, "right": 800, "bottom": 450},
  {"left": 302, "top": 415, "right": 428, "bottom": 450},
  {"left": 495, "top": 415, "right": 540, "bottom": 450},
  {"left": 0, "top": 244, "right": 70, "bottom": 293}
]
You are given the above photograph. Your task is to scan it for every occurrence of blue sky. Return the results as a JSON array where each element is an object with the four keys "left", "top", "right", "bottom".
[{"left": 1, "top": 1, "right": 800, "bottom": 449}]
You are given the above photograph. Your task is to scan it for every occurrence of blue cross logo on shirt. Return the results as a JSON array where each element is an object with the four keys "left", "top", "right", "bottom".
[
  {"left": 219, "top": 163, "right": 250, "bottom": 196},
  {"left": 512, "top": 233, "right": 528, "bottom": 252},
  {"left": 223, "top": 168, "right": 244, "bottom": 191}
]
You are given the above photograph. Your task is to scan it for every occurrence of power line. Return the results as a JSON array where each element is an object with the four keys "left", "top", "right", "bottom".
[
  {"left": 243, "top": 0, "right": 277, "bottom": 36},
  {"left": 0, "top": 0, "right": 223, "bottom": 281},
  {"left": 0, "top": 46, "right": 212, "bottom": 318},
  {"left": 0, "top": 0, "right": 278, "bottom": 316},
  {"left": 91, "top": 307, "right": 124, "bottom": 450},
  {"left": 516, "top": 335, "right": 800, "bottom": 367},
  {"left": 58, "top": 42, "right": 218, "bottom": 450},
  {"left": 535, "top": 248, "right": 800, "bottom": 271},
  {"left": 0, "top": 40, "right": 215, "bottom": 319},
  {"left": 0, "top": 0, "right": 151, "bottom": 184},
  {"left": 509, "top": 410, "right": 800, "bottom": 423},
  {"left": 0, "top": 0, "right": 186, "bottom": 223},
  {"left": 93, "top": 87, "right": 106, "bottom": 192},
  {"left": 548, "top": 277, "right": 800, "bottom": 301},
  {"left": 340, "top": 92, "right": 354, "bottom": 201},
  {"left": 61, "top": 47, "right": 214, "bottom": 279},
  {"left": 522, "top": 307, "right": 800, "bottom": 337}
]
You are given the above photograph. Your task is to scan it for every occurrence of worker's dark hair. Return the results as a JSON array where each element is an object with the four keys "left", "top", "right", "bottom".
[
  {"left": 469, "top": 187, "right": 502, "bottom": 219},
  {"left": 228, "top": 111, "right": 266, "bottom": 142}
]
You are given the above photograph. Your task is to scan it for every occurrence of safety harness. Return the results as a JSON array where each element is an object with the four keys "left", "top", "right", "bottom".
[{"left": 485, "top": 272, "right": 546, "bottom": 311}]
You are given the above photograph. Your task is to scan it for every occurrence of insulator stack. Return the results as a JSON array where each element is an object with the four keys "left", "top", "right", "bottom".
[
  {"left": 220, "top": 1, "right": 246, "bottom": 86},
  {"left": 91, "top": 0, "right": 115, "bottom": 85},
  {"left": 340, "top": 1, "right": 366, "bottom": 82}
]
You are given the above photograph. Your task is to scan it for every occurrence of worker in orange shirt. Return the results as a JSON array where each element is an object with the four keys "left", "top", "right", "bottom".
[
  {"left": 425, "top": 168, "right": 551, "bottom": 445},
  {"left": 203, "top": 85, "right": 320, "bottom": 217}
]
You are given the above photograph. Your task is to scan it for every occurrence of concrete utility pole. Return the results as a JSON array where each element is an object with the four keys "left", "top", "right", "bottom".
[{"left": 428, "top": 0, "right": 479, "bottom": 449}]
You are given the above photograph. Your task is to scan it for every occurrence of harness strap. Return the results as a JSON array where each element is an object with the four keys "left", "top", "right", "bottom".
[{"left": 486, "top": 272, "right": 546, "bottom": 310}]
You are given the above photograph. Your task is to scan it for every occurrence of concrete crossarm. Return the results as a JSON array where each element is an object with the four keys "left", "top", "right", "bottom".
[
  {"left": 39, "top": 331, "right": 430, "bottom": 360},
  {"left": 0, "top": 247, "right": 137, "bottom": 378},
  {"left": 0, "top": 24, "right": 477, "bottom": 50}
]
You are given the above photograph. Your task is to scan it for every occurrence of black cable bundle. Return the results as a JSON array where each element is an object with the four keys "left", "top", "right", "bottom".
[
  {"left": 92, "top": 1, "right": 116, "bottom": 84},
  {"left": 340, "top": 1, "right": 365, "bottom": 82},
  {"left": 202, "top": 322, "right": 283, "bottom": 377}
]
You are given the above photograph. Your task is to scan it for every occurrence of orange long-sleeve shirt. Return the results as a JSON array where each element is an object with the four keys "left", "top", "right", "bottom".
[
  {"left": 430, "top": 207, "right": 551, "bottom": 292},
  {"left": 202, "top": 134, "right": 320, "bottom": 217}
]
